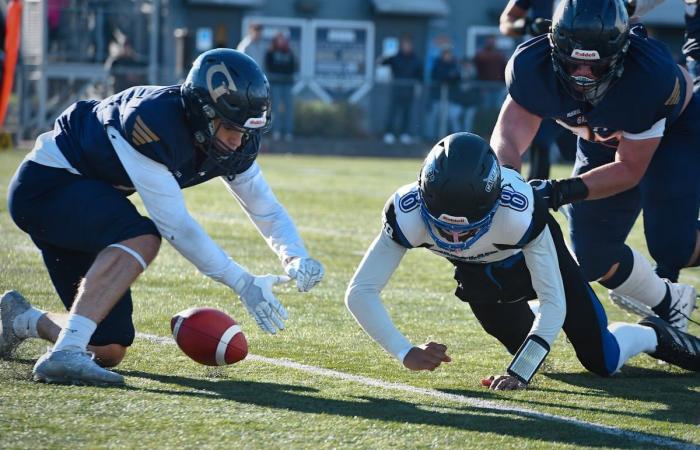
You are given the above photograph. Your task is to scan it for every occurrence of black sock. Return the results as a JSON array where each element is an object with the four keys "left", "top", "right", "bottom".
[{"left": 652, "top": 285, "right": 671, "bottom": 318}]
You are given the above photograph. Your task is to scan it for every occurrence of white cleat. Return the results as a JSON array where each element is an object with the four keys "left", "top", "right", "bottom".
[
  {"left": 610, "top": 282, "right": 697, "bottom": 333},
  {"left": 33, "top": 349, "right": 124, "bottom": 386},
  {"left": 666, "top": 282, "right": 697, "bottom": 333},
  {"left": 0, "top": 290, "right": 31, "bottom": 357}
]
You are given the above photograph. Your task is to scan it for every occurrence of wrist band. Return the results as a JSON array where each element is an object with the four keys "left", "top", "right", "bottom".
[{"left": 507, "top": 335, "right": 550, "bottom": 384}]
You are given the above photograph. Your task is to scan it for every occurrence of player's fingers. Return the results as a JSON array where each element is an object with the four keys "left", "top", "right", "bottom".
[
  {"left": 426, "top": 342, "right": 447, "bottom": 352},
  {"left": 270, "top": 297, "right": 289, "bottom": 320}
]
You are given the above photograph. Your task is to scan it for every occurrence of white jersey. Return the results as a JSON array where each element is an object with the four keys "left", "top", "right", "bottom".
[{"left": 345, "top": 167, "right": 566, "bottom": 363}]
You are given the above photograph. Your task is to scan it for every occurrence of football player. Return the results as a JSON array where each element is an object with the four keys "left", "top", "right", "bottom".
[
  {"left": 1, "top": 49, "right": 324, "bottom": 385},
  {"left": 346, "top": 133, "right": 700, "bottom": 391},
  {"left": 491, "top": 0, "right": 699, "bottom": 332}
]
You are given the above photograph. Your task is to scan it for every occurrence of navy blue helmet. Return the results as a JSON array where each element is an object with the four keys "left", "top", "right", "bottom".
[
  {"left": 418, "top": 133, "right": 502, "bottom": 251},
  {"left": 550, "top": 0, "right": 630, "bottom": 104},
  {"left": 181, "top": 48, "right": 271, "bottom": 174}
]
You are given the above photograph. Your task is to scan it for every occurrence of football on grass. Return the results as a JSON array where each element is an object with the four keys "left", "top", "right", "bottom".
[{"left": 170, "top": 307, "right": 248, "bottom": 366}]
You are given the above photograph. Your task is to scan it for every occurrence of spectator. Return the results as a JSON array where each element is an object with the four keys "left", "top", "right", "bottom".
[
  {"left": 105, "top": 41, "right": 147, "bottom": 95},
  {"left": 473, "top": 36, "right": 507, "bottom": 109},
  {"left": 457, "top": 57, "right": 480, "bottom": 134},
  {"left": 237, "top": 23, "right": 265, "bottom": 66},
  {"left": 265, "top": 32, "right": 296, "bottom": 141},
  {"left": 428, "top": 47, "right": 461, "bottom": 140},
  {"left": 378, "top": 35, "right": 422, "bottom": 145}
]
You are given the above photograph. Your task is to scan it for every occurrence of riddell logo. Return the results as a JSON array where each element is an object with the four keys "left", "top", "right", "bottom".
[
  {"left": 438, "top": 214, "right": 468, "bottom": 225},
  {"left": 244, "top": 113, "right": 267, "bottom": 128},
  {"left": 571, "top": 49, "right": 600, "bottom": 60}
]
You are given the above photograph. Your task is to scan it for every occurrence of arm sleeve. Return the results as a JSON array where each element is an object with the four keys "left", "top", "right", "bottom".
[
  {"left": 345, "top": 231, "right": 414, "bottom": 362},
  {"left": 107, "top": 127, "right": 248, "bottom": 292},
  {"left": 222, "top": 163, "right": 308, "bottom": 264},
  {"left": 521, "top": 225, "right": 566, "bottom": 346}
]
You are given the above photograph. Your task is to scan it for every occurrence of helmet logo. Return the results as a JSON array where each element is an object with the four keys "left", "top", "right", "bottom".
[
  {"left": 483, "top": 161, "right": 499, "bottom": 193},
  {"left": 437, "top": 214, "right": 468, "bottom": 225},
  {"left": 206, "top": 62, "right": 237, "bottom": 103},
  {"left": 571, "top": 49, "right": 600, "bottom": 60},
  {"left": 243, "top": 111, "right": 268, "bottom": 129}
]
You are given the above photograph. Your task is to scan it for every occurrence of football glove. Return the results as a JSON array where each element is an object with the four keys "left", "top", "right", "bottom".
[
  {"left": 529, "top": 177, "right": 589, "bottom": 211},
  {"left": 236, "top": 272, "right": 290, "bottom": 334},
  {"left": 284, "top": 257, "right": 325, "bottom": 292}
]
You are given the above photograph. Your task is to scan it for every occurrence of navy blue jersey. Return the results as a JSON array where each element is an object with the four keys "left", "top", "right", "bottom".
[
  {"left": 683, "top": 1, "right": 700, "bottom": 60},
  {"left": 53, "top": 85, "right": 257, "bottom": 189},
  {"left": 514, "top": 0, "right": 554, "bottom": 19},
  {"left": 507, "top": 25, "right": 688, "bottom": 147}
]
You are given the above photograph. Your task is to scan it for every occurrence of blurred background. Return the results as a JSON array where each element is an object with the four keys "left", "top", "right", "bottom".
[{"left": 0, "top": 0, "right": 689, "bottom": 157}]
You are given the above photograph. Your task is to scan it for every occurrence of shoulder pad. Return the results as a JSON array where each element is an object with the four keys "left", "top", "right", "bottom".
[
  {"left": 381, "top": 183, "right": 426, "bottom": 249},
  {"left": 121, "top": 87, "right": 192, "bottom": 170}
]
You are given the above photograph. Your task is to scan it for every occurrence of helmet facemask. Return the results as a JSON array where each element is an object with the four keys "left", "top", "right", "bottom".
[
  {"left": 418, "top": 194, "right": 500, "bottom": 251},
  {"left": 551, "top": 39, "right": 629, "bottom": 104}
]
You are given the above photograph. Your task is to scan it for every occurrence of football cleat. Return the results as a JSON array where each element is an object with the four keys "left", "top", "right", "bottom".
[
  {"left": 609, "top": 282, "right": 697, "bottom": 333},
  {"left": 639, "top": 315, "right": 700, "bottom": 372},
  {"left": 0, "top": 290, "right": 31, "bottom": 357},
  {"left": 665, "top": 282, "right": 697, "bottom": 333},
  {"left": 33, "top": 349, "right": 125, "bottom": 385}
]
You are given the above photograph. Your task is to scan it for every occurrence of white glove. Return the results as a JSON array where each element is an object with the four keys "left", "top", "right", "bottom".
[
  {"left": 236, "top": 272, "right": 290, "bottom": 334},
  {"left": 284, "top": 257, "right": 325, "bottom": 292}
]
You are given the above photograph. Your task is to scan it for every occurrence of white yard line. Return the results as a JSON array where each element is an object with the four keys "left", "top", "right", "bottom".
[{"left": 137, "top": 332, "right": 697, "bottom": 450}]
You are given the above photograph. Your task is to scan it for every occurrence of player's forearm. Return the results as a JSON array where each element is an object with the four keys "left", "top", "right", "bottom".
[
  {"left": 345, "top": 233, "right": 412, "bottom": 361},
  {"left": 522, "top": 227, "right": 566, "bottom": 346},
  {"left": 579, "top": 160, "right": 644, "bottom": 200},
  {"left": 223, "top": 167, "right": 308, "bottom": 263}
]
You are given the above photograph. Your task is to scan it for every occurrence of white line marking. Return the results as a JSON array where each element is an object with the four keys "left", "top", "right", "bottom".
[{"left": 137, "top": 332, "right": 696, "bottom": 449}]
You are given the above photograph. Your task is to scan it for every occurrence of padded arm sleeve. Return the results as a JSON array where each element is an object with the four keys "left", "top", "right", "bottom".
[
  {"left": 107, "top": 126, "right": 248, "bottom": 291},
  {"left": 223, "top": 163, "right": 308, "bottom": 265},
  {"left": 521, "top": 225, "right": 566, "bottom": 346},
  {"left": 345, "top": 231, "right": 414, "bottom": 362}
]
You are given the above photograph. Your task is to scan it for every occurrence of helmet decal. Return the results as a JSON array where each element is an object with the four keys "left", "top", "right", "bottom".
[
  {"left": 570, "top": 49, "right": 600, "bottom": 60},
  {"left": 206, "top": 62, "right": 238, "bottom": 103}
]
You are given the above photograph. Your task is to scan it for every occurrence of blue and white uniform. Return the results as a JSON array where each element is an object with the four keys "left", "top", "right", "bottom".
[
  {"left": 8, "top": 86, "right": 309, "bottom": 346},
  {"left": 346, "top": 169, "right": 631, "bottom": 376}
]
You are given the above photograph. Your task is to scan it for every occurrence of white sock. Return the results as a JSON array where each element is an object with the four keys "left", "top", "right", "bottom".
[
  {"left": 611, "top": 249, "right": 667, "bottom": 307},
  {"left": 12, "top": 307, "right": 45, "bottom": 339},
  {"left": 52, "top": 313, "right": 97, "bottom": 352},
  {"left": 609, "top": 322, "right": 658, "bottom": 372}
]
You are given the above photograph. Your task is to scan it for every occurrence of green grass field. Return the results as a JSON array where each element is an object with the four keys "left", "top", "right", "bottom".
[{"left": 0, "top": 148, "right": 698, "bottom": 449}]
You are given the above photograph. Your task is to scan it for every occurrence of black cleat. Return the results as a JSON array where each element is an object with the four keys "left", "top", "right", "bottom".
[{"left": 639, "top": 315, "right": 700, "bottom": 372}]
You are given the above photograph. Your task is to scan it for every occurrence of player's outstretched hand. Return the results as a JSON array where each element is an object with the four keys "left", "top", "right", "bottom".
[
  {"left": 482, "top": 374, "right": 527, "bottom": 391},
  {"left": 403, "top": 342, "right": 452, "bottom": 371},
  {"left": 284, "top": 257, "right": 325, "bottom": 292},
  {"left": 236, "top": 273, "right": 290, "bottom": 334}
]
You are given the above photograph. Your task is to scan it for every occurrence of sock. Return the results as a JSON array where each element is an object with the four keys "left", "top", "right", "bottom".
[
  {"left": 609, "top": 322, "right": 658, "bottom": 372},
  {"left": 52, "top": 313, "right": 97, "bottom": 352},
  {"left": 610, "top": 249, "right": 666, "bottom": 308},
  {"left": 651, "top": 287, "right": 672, "bottom": 318},
  {"left": 12, "top": 307, "right": 45, "bottom": 339}
]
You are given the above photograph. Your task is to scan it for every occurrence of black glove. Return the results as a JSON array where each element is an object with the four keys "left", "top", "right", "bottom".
[
  {"left": 528, "top": 18, "right": 552, "bottom": 36},
  {"left": 529, "top": 177, "right": 589, "bottom": 211},
  {"left": 624, "top": 0, "right": 637, "bottom": 16}
]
